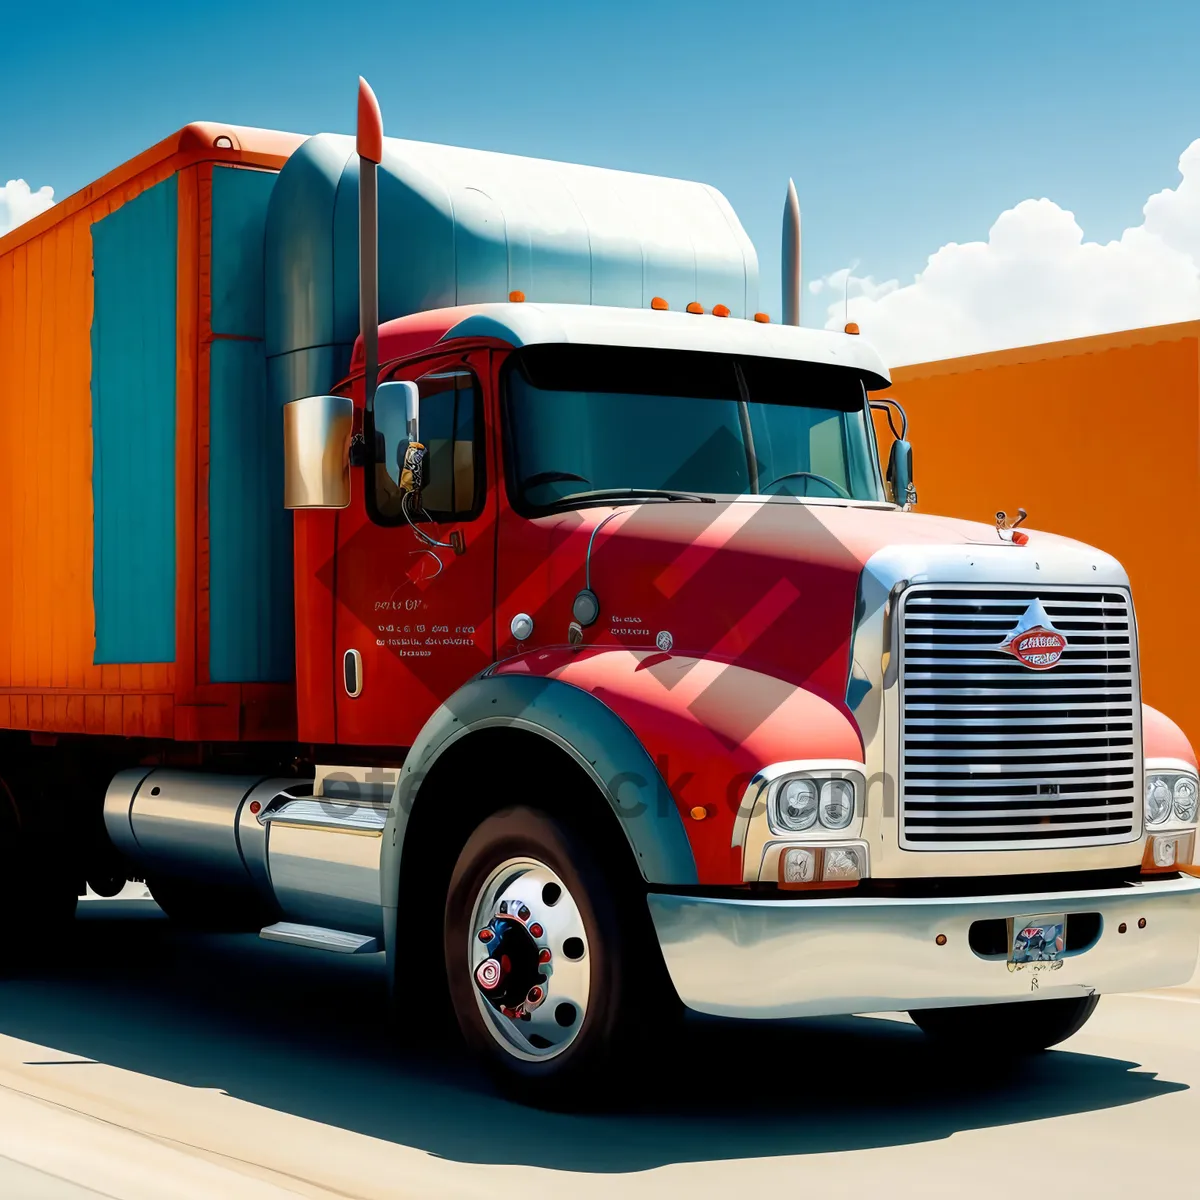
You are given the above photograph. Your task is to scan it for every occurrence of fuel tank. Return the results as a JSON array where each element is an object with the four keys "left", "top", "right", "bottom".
[{"left": 103, "top": 768, "right": 386, "bottom": 936}]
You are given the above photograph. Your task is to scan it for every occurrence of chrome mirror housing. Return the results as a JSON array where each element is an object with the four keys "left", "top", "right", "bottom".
[{"left": 283, "top": 394, "right": 354, "bottom": 509}]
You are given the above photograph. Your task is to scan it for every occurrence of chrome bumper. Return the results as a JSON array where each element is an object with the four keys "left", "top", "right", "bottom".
[{"left": 647, "top": 876, "right": 1200, "bottom": 1019}]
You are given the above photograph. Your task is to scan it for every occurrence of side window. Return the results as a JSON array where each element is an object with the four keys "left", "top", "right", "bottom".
[{"left": 371, "top": 368, "right": 483, "bottom": 524}]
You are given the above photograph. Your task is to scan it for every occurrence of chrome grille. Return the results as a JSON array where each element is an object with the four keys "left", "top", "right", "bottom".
[{"left": 899, "top": 586, "right": 1140, "bottom": 851}]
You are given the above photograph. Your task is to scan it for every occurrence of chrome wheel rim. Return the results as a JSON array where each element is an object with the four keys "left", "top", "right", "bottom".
[{"left": 468, "top": 857, "right": 591, "bottom": 1062}]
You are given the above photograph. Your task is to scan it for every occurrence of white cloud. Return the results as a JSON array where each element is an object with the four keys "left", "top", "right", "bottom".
[
  {"left": 0, "top": 179, "right": 55, "bottom": 237},
  {"left": 812, "top": 140, "right": 1200, "bottom": 366}
]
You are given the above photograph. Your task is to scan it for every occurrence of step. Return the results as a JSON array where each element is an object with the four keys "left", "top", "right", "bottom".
[{"left": 258, "top": 922, "right": 379, "bottom": 954}]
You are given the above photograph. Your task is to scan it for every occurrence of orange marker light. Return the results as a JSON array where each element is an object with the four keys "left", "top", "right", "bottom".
[
  {"left": 651, "top": 296, "right": 669, "bottom": 311},
  {"left": 712, "top": 304, "right": 730, "bottom": 318},
  {"left": 844, "top": 321, "right": 860, "bottom": 335},
  {"left": 753, "top": 312, "right": 770, "bottom": 323},
  {"left": 689, "top": 806, "right": 708, "bottom": 821},
  {"left": 509, "top": 290, "right": 526, "bottom": 303},
  {"left": 686, "top": 302, "right": 704, "bottom": 314}
]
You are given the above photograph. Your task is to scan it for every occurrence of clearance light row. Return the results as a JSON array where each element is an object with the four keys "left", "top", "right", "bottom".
[{"left": 505, "top": 289, "right": 861, "bottom": 334}]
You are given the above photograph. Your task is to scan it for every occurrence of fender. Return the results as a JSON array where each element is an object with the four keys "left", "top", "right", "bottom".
[
  {"left": 1143, "top": 702, "right": 1198, "bottom": 767},
  {"left": 380, "top": 673, "right": 699, "bottom": 945},
  {"left": 485, "top": 648, "right": 862, "bottom": 883}
]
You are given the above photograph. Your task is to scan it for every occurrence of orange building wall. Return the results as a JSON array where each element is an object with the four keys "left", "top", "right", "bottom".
[
  {"left": 0, "top": 125, "right": 303, "bottom": 741},
  {"left": 884, "top": 322, "right": 1200, "bottom": 751}
]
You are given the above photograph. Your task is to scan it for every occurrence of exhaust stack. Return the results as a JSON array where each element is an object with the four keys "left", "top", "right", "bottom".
[
  {"left": 782, "top": 178, "right": 801, "bottom": 327},
  {"left": 357, "top": 77, "right": 384, "bottom": 412}
]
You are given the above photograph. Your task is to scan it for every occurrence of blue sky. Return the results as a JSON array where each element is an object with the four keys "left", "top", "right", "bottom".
[{"left": 4, "top": 0, "right": 1200, "bottom": 333}]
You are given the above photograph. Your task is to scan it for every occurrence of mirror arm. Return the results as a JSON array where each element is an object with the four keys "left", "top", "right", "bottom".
[{"left": 869, "top": 396, "right": 908, "bottom": 441}]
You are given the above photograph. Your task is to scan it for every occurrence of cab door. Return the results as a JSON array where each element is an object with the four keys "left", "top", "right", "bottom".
[{"left": 334, "top": 349, "right": 496, "bottom": 747}]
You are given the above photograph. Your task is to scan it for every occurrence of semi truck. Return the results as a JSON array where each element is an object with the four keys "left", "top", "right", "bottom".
[{"left": 1, "top": 78, "right": 1197, "bottom": 1106}]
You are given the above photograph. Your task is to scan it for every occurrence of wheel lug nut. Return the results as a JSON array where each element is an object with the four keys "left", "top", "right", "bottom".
[
  {"left": 478, "top": 928, "right": 494, "bottom": 942},
  {"left": 528, "top": 985, "right": 543, "bottom": 1003},
  {"left": 518, "top": 905, "right": 531, "bottom": 921},
  {"left": 538, "top": 948, "right": 552, "bottom": 964},
  {"left": 498, "top": 901, "right": 508, "bottom": 914},
  {"left": 529, "top": 922, "right": 543, "bottom": 938}
]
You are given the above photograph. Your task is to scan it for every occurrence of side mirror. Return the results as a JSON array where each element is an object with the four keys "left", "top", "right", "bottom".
[
  {"left": 886, "top": 439, "right": 916, "bottom": 509},
  {"left": 373, "top": 380, "right": 424, "bottom": 486},
  {"left": 374, "top": 380, "right": 421, "bottom": 445},
  {"left": 283, "top": 394, "right": 354, "bottom": 509}
]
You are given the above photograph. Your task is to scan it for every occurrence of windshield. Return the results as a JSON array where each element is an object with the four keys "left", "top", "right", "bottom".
[{"left": 504, "top": 345, "right": 884, "bottom": 511}]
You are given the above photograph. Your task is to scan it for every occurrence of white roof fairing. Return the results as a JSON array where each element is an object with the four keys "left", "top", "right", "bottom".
[{"left": 438, "top": 303, "right": 893, "bottom": 389}]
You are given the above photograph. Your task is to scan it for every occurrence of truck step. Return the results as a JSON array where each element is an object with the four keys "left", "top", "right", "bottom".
[{"left": 259, "top": 922, "right": 379, "bottom": 954}]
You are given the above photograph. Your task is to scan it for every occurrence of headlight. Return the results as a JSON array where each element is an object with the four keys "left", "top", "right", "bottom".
[
  {"left": 768, "top": 772, "right": 860, "bottom": 834},
  {"left": 819, "top": 779, "right": 855, "bottom": 829},
  {"left": 774, "top": 778, "right": 818, "bottom": 831},
  {"left": 1174, "top": 776, "right": 1198, "bottom": 822},
  {"left": 1146, "top": 776, "right": 1172, "bottom": 824}
]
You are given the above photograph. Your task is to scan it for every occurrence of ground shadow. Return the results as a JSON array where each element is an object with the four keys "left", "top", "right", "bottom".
[{"left": 0, "top": 901, "right": 1184, "bottom": 1172}]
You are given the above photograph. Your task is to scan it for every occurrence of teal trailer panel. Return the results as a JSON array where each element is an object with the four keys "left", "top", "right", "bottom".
[
  {"left": 208, "top": 165, "right": 293, "bottom": 682},
  {"left": 90, "top": 175, "right": 178, "bottom": 664}
]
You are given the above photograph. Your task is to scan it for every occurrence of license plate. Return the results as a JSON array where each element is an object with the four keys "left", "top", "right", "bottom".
[{"left": 1010, "top": 913, "right": 1066, "bottom": 963}]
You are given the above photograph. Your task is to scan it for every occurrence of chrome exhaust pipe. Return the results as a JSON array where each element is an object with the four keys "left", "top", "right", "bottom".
[{"left": 782, "top": 177, "right": 801, "bottom": 327}]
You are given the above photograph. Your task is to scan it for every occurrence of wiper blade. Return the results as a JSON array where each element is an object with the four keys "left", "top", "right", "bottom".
[{"left": 543, "top": 487, "right": 716, "bottom": 507}]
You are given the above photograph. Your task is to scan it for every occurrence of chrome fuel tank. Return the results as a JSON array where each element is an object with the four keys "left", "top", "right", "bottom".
[
  {"left": 103, "top": 769, "right": 382, "bottom": 935},
  {"left": 103, "top": 769, "right": 297, "bottom": 890}
]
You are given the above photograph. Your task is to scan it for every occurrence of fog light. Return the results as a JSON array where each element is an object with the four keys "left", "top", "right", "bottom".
[
  {"left": 823, "top": 846, "right": 864, "bottom": 881},
  {"left": 781, "top": 847, "right": 816, "bottom": 884},
  {"left": 1143, "top": 830, "right": 1196, "bottom": 873}
]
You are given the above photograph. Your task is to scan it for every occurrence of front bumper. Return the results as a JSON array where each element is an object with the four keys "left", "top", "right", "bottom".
[{"left": 647, "top": 876, "right": 1200, "bottom": 1019}]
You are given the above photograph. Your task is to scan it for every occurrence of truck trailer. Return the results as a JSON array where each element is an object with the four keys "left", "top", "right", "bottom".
[{"left": 1, "top": 80, "right": 1197, "bottom": 1105}]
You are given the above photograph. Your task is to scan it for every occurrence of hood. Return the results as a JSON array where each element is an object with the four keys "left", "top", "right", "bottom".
[{"left": 537, "top": 499, "right": 1100, "bottom": 707}]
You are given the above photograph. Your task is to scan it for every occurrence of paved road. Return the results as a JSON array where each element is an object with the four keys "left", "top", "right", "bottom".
[{"left": 0, "top": 894, "right": 1195, "bottom": 1198}]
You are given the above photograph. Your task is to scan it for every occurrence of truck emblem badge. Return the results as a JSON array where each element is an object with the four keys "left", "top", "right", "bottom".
[
  {"left": 656, "top": 630, "right": 673, "bottom": 652},
  {"left": 998, "top": 598, "right": 1067, "bottom": 670}
]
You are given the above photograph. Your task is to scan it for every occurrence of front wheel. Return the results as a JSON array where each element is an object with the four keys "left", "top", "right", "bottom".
[
  {"left": 444, "top": 806, "right": 667, "bottom": 1108},
  {"left": 909, "top": 994, "right": 1100, "bottom": 1051}
]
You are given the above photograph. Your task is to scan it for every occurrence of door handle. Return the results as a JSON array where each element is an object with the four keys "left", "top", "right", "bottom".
[{"left": 343, "top": 649, "right": 363, "bottom": 698}]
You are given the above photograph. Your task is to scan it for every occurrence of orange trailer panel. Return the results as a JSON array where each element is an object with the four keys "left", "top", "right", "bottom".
[{"left": 0, "top": 125, "right": 304, "bottom": 741}]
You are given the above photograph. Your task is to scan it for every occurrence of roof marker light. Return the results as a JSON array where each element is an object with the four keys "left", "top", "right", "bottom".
[
  {"left": 651, "top": 296, "right": 669, "bottom": 311},
  {"left": 712, "top": 304, "right": 730, "bottom": 318},
  {"left": 509, "top": 290, "right": 526, "bottom": 303},
  {"left": 686, "top": 302, "right": 704, "bottom": 314},
  {"left": 844, "top": 322, "right": 860, "bottom": 335},
  {"left": 753, "top": 312, "right": 770, "bottom": 324}
]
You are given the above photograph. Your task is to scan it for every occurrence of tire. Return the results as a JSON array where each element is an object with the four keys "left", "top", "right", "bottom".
[
  {"left": 909, "top": 994, "right": 1100, "bottom": 1051},
  {"left": 444, "top": 805, "right": 670, "bottom": 1108}
]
